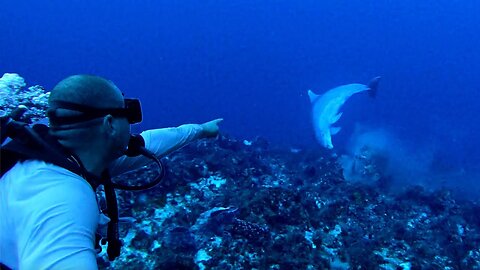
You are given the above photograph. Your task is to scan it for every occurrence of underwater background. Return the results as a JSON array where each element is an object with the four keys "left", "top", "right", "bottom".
[
  {"left": 3, "top": 0, "right": 480, "bottom": 197},
  {"left": 2, "top": 1, "right": 480, "bottom": 269}
]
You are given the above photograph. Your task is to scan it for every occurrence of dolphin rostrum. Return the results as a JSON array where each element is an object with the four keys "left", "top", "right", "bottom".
[{"left": 308, "top": 76, "right": 381, "bottom": 149}]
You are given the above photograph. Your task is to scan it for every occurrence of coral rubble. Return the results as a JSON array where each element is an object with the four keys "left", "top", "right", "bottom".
[{"left": 100, "top": 135, "right": 480, "bottom": 270}]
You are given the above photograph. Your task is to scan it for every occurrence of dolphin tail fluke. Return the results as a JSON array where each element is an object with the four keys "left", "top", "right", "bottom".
[
  {"left": 307, "top": 90, "right": 319, "bottom": 103},
  {"left": 368, "top": 76, "right": 381, "bottom": 98}
]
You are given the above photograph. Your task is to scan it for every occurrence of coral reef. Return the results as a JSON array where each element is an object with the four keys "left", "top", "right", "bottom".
[
  {"left": 0, "top": 73, "right": 50, "bottom": 123},
  {"left": 98, "top": 136, "right": 480, "bottom": 270},
  {"left": 3, "top": 74, "right": 480, "bottom": 269}
]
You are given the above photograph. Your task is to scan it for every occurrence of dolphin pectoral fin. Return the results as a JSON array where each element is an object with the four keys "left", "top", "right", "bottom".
[
  {"left": 331, "top": 112, "right": 343, "bottom": 123},
  {"left": 368, "top": 76, "right": 381, "bottom": 98},
  {"left": 307, "top": 90, "right": 319, "bottom": 103},
  {"left": 330, "top": 126, "right": 341, "bottom": 135}
]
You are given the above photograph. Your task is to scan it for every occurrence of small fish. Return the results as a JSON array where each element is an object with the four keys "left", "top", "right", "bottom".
[{"left": 118, "top": 216, "right": 136, "bottom": 223}]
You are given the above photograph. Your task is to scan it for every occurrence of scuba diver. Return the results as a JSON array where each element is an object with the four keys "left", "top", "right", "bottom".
[{"left": 0, "top": 75, "right": 222, "bottom": 269}]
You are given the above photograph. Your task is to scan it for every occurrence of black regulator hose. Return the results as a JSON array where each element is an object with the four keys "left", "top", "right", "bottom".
[{"left": 113, "top": 135, "right": 166, "bottom": 191}]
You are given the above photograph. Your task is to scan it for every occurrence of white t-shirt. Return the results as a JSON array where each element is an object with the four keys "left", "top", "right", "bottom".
[{"left": 0, "top": 124, "right": 203, "bottom": 269}]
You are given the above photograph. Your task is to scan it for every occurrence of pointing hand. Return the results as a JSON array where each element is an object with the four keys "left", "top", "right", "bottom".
[{"left": 200, "top": 118, "right": 223, "bottom": 138}]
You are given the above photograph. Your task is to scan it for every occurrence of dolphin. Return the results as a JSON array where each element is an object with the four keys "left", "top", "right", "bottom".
[{"left": 308, "top": 76, "right": 381, "bottom": 149}]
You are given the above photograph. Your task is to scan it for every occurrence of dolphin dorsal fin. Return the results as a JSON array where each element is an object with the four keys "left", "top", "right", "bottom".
[
  {"left": 330, "top": 126, "right": 341, "bottom": 135},
  {"left": 307, "top": 90, "right": 319, "bottom": 103}
]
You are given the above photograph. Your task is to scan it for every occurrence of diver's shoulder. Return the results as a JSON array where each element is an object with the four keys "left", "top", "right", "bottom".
[{"left": 3, "top": 159, "right": 83, "bottom": 182}]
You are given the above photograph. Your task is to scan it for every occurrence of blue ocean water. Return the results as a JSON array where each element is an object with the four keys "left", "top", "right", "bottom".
[{"left": 1, "top": 1, "right": 479, "bottom": 195}]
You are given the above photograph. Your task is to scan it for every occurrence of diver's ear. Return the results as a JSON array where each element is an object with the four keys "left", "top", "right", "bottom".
[{"left": 102, "top": 114, "right": 115, "bottom": 136}]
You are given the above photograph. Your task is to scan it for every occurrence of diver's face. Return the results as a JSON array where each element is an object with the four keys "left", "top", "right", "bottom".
[
  {"left": 111, "top": 117, "right": 131, "bottom": 158},
  {"left": 102, "top": 115, "right": 131, "bottom": 161},
  {"left": 106, "top": 85, "right": 132, "bottom": 159}
]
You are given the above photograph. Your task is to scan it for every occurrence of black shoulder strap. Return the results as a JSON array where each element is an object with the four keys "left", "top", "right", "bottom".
[
  {"left": 0, "top": 262, "right": 12, "bottom": 270},
  {"left": 1, "top": 123, "right": 122, "bottom": 261},
  {"left": 1, "top": 124, "right": 101, "bottom": 189}
]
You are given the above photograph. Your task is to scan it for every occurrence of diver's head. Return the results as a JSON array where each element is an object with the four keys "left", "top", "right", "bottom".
[{"left": 48, "top": 75, "right": 132, "bottom": 164}]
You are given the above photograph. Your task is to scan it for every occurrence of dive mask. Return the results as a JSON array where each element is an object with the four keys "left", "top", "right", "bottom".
[{"left": 47, "top": 98, "right": 142, "bottom": 126}]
